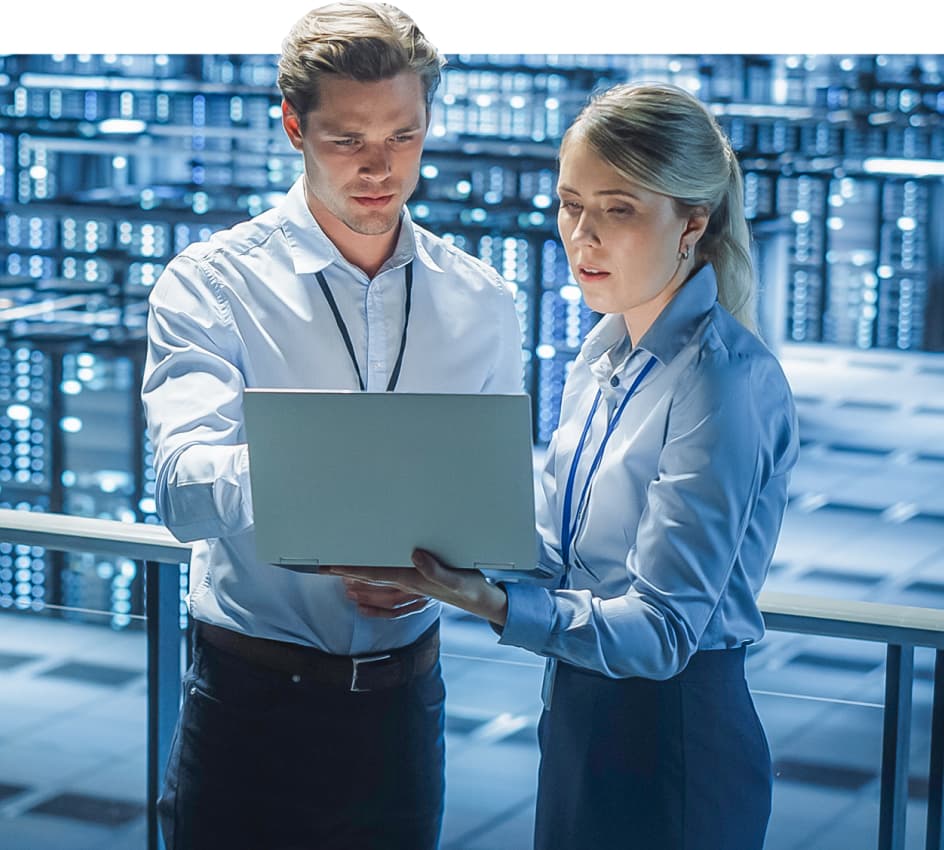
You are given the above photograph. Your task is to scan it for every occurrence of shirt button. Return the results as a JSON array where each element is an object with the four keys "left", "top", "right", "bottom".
[
  {"left": 610, "top": 375, "right": 620, "bottom": 387},
  {"left": 291, "top": 674, "right": 302, "bottom": 684}
]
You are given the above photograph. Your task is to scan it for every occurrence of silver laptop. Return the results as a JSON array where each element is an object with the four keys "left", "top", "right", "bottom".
[{"left": 243, "top": 389, "right": 537, "bottom": 572}]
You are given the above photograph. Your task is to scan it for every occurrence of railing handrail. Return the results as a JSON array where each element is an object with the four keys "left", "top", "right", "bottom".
[
  {"left": 1, "top": 508, "right": 943, "bottom": 647},
  {"left": 0, "top": 507, "right": 191, "bottom": 564},
  {"left": 759, "top": 589, "right": 944, "bottom": 650}
]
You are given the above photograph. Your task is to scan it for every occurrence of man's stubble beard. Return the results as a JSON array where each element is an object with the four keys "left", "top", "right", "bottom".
[
  {"left": 340, "top": 206, "right": 402, "bottom": 236},
  {"left": 337, "top": 172, "right": 419, "bottom": 236}
]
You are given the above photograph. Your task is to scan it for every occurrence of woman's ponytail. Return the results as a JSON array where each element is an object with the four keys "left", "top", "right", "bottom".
[{"left": 698, "top": 148, "right": 757, "bottom": 332}]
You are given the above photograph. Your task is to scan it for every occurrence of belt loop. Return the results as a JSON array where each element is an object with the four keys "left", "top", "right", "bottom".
[{"left": 350, "top": 653, "right": 393, "bottom": 693}]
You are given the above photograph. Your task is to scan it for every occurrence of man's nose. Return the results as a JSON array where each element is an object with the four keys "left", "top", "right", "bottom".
[{"left": 359, "top": 144, "right": 392, "bottom": 181}]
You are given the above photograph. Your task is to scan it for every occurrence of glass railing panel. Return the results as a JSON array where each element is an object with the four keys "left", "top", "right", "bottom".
[{"left": 0, "top": 605, "right": 149, "bottom": 850}]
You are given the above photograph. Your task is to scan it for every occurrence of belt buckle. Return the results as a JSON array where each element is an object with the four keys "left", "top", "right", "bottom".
[{"left": 350, "top": 653, "right": 393, "bottom": 692}]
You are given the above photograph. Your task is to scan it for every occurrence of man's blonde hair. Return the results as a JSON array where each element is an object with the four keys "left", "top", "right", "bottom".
[{"left": 278, "top": 1, "right": 445, "bottom": 121}]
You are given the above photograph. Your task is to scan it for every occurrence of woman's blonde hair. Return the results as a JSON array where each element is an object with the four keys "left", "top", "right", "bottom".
[
  {"left": 562, "top": 82, "right": 757, "bottom": 331},
  {"left": 278, "top": 1, "right": 445, "bottom": 122}
]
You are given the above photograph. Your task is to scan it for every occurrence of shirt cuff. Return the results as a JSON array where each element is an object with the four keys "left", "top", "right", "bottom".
[
  {"left": 159, "top": 442, "right": 253, "bottom": 541},
  {"left": 496, "top": 581, "right": 556, "bottom": 654}
]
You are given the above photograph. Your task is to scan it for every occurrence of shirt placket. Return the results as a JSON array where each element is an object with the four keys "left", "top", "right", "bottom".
[
  {"left": 568, "top": 352, "right": 641, "bottom": 580},
  {"left": 569, "top": 392, "right": 616, "bottom": 582},
  {"left": 364, "top": 277, "right": 388, "bottom": 391}
]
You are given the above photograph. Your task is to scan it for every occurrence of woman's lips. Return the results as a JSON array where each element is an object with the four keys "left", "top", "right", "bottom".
[{"left": 577, "top": 266, "right": 610, "bottom": 282}]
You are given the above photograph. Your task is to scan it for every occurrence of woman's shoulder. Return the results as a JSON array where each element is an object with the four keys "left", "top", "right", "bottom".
[
  {"left": 697, "top": 305, "right": 788, "bottom": 378},
  {"left": 673, "top": 305, "right": 795, "bottom": 419}
]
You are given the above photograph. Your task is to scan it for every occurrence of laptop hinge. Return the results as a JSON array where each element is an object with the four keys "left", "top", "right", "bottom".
[{"left": 274, "top": 557, "right": 321, "bottom": 573}]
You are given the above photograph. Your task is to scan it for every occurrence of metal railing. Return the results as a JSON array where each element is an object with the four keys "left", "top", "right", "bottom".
[
  {"left": 761, "top": 592, "right": 944, "bottom": 850},
  {"left": 1, "top": 508, "right": 942, "bottom": 850},
  {"left": 0, "top": 507, "right": 190, "bottom": 850}
]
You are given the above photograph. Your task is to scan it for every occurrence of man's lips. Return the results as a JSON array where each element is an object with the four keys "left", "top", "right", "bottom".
[{"left": 352, "top": 194, "right": 395, "bottom": 207}]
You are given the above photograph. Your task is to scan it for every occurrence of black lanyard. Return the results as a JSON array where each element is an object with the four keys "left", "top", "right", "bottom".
[{"left": 315, "top": 262, "right": 413, "bottom": 392}]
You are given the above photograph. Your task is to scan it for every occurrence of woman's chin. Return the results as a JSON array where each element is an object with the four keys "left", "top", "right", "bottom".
[{"left": 581, "top": 294, "right": 614, "bottom": 316}]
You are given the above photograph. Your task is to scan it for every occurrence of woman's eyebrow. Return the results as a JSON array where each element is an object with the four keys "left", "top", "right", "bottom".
[{"left": 557, "top": 184, "right": 641, "bottom": 201}]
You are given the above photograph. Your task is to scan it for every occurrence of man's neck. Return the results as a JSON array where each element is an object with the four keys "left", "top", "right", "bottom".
[{"left": 307, "top": 195, "right": 400, "bottom": 280}]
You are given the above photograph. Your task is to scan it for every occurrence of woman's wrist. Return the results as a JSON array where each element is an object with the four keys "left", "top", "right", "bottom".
[{"left": 477, "top": 581, "right": 508, "bottom": 627}]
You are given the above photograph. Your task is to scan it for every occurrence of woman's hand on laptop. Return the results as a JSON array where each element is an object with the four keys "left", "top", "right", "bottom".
[{"left": 323, "top": 549, "right": 508, "bottom": 627}]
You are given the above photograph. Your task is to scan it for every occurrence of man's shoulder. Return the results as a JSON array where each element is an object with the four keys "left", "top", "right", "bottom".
[
  {"left": 411, "top": 223, "right": 510, "bottom": 293},
  {"left": 175, "top": 206, "right": 284, "bottom": 266}
]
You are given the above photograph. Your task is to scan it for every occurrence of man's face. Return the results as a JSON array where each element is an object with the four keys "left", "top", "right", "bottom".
[{"left": 282, "top": 72, "right": 427, "bottom": 239}]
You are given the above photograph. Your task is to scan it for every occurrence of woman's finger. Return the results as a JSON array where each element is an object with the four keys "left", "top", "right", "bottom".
[{"left": 412, "top": 548, "right": 464, "bottom": 590}]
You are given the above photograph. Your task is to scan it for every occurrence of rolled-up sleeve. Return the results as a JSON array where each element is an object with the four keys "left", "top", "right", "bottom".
[
  {"left": 141, "top": 254, "right": 254, "bottom": 543},
  {"left": 501, "top": 351, "right": 793, "bottom": 680}
]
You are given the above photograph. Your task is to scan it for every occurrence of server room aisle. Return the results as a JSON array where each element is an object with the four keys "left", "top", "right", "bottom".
[{"left": 0, "top": 344, "right": 943, "bottom": 850}]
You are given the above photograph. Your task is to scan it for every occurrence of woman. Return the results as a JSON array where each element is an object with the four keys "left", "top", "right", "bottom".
[{"left": 331, "top": 82, "right": 799, "bottom": 850}]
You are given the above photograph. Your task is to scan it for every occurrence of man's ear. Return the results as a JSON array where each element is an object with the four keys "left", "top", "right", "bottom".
[{"left": 282, "top": 100, "right": 304, "bottom": 151}]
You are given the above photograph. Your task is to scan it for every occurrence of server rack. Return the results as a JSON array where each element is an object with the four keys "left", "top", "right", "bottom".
[{"left": 1, "top": 52, "right": 942, "bottom": 628}]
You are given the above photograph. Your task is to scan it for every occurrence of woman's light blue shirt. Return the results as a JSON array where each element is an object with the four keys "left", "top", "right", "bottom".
[{"left": 500, "top": 264, "right": 799, "bottom": 681}]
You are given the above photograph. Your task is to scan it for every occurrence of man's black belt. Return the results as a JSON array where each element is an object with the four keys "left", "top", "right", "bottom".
[{"left": 197, "top": 620, "right": 439, "bottom": 693}]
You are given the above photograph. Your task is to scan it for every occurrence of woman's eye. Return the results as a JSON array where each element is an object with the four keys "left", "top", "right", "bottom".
[{"left": 608, "top": 207, "right": 632, "bottom": 216}]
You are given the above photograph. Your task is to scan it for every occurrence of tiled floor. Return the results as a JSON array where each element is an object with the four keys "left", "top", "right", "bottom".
[{"left": 1, "top": 342, "right": 943, "bottom": 849}]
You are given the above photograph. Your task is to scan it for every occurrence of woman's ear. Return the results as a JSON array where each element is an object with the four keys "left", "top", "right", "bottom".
[{"left": 681, "top": 206, "right": 710, "bottom": 252}]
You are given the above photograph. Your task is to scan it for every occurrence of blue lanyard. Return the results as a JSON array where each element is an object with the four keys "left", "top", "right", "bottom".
[{"left": 559, "top": 355, "right": 657, "bottom": 577}]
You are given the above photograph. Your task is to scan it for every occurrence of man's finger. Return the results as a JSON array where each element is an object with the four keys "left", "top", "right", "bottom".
[
  {"left": 342, "top": 577, "right": 403, "bottom": 591},
  {"left": 356, "top": 598, "right": 430, "bottom": 619},
  {"left": 346, "top": 586, "right": 427, "bottom": 608}
]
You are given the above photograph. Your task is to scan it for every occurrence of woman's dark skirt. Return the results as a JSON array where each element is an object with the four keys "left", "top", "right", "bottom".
[{"left": 534, "top": 647, "right": 772, "bottom": 850}]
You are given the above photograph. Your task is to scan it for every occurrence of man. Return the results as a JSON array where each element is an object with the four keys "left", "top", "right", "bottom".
[{"left": 141, "top": 3, "right": 523, "bottom": 848}]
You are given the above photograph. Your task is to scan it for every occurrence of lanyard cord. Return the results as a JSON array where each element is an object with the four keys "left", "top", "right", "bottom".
[
  {"left": 559, "top": 355, "right": 658, "bottom": 584},
  {"left": 315, "top": 261, "right": 414, "bottom": 392}
]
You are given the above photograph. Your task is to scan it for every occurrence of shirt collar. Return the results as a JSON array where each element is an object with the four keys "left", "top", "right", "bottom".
[
  {"left": 277, "top": 176, "right": 443, "bottom": 276},
  {"left": 581, "top": 263, "right": 719, "bottom": 377},
  {"left": 636, "top": 262, "right": 718, "bottom": 364},
  {"left": 379, "top": 206, "right": 445, "bottom": 275},
  {"left": 583, "top": 263, "right": 718, "bottom": 364}
]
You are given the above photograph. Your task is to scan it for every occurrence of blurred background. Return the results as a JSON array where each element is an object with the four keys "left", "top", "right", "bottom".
[{"left": 0, "top": 52, "right": 942, "bottom": 849}]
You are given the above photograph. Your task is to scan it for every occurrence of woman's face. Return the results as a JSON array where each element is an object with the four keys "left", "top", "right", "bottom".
[{"left": 556, "top": 138, "right": 701, "bottom": 338}]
